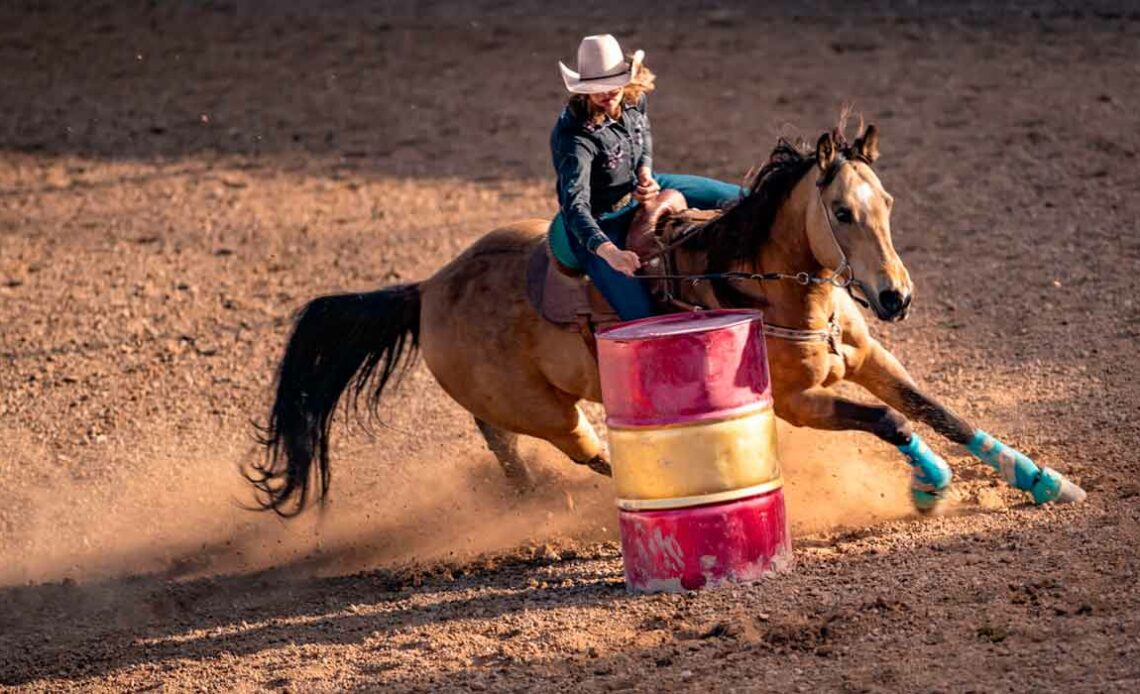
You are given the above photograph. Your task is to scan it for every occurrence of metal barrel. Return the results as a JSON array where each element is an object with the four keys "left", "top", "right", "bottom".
[{"left": 597, "top": 310, "right": 792, "bottom": 592}]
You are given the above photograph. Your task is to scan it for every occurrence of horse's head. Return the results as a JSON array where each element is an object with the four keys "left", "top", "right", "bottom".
[{"left": 806, "top": 126, "right": 913, "bottom": 321}]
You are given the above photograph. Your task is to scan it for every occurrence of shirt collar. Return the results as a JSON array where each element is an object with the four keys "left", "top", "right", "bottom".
[
  {"left": 583, "top": 107, "right": 629, "bottom": 133},
  {"left": 583, "top": 116, "right": 614, "bottom": 133}
]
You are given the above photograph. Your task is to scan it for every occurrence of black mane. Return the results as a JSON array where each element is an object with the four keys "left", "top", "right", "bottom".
[
  {"left": 688, "top": 133, "right": 872, "bottom": 273},
  {"left": 693, "top": 139, "right": 817, "bottom": 273}
]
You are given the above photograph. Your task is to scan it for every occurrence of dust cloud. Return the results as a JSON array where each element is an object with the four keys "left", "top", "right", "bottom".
[
  {"left": 778, "top": 422, "right": 915, "bottom": 535},
  {"left": 2, "top": 416, "right": 919, "bottom": 587},
  {"left": 0, "top": 433, "right": 610, "bottom": 586}
]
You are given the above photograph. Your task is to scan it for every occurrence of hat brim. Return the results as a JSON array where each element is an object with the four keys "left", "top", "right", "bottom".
[{"left": 559, "top": 50, "right": 644, "bottom": 94}]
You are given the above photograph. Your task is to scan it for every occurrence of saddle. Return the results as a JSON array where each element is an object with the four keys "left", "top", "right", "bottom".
[
  {"left": 525, "top": 189, "right": 715, "bottom": 345},
  {"left": 525, "top": 243, "right": 619, "bottom": 335}
]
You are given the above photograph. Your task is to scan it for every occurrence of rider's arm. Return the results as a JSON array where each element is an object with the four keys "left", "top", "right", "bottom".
[
  {"left": 554, "top": 137, "right": 610, "bottom": 255},
  {"left": 635, "top": 95, "right": 652, "bottom": 174}
]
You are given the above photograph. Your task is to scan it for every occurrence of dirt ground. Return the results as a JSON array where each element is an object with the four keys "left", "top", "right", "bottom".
[{"left": 2, "top": 1, "right": 1140, "bottom": 691}]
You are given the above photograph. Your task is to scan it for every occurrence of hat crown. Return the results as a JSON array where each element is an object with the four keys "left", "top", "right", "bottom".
[{"left": 576, "top": 34, "right": 627, "bottom": 79}]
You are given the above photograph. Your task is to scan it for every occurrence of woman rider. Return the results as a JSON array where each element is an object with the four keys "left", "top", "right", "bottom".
[{"left": 549, "top": 34, "right": 743, "bottom": 320}]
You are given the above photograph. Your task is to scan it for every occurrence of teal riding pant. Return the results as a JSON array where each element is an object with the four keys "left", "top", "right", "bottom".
[{"left": 551, "top": 173, "right": 743, "bottom": 321}]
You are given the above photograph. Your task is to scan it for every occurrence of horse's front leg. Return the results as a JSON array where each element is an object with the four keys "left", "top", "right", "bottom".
[
  {"left": 775, "top": 387, "right": 953, "bottom": 512},
  {"left": 848, "top": 340, "right": 1085, "bottom": 505}
]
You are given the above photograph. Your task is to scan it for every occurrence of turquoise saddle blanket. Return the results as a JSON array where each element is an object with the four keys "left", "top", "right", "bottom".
[{"left": 547, "top": 214, "right": 581, "bottom": 271}]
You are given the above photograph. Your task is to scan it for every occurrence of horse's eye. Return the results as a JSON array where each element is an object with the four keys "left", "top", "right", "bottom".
[{"left": 834, "top": 207, "right": 854, "bottom": 224}]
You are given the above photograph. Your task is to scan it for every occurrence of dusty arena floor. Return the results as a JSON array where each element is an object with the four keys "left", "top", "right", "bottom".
[{"left": 2, "top": 1, "right": 1140, "bottom": 691}]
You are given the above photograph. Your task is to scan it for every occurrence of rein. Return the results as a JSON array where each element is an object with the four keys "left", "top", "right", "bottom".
[
  {"left": 631, "top": 158, "right": 868, "bottom": 347},
  {"left": 635, "top": 164, "right": 856, "bottom": 291},
  {"left": 631, "top": 268, "right": 847, "bottom": 287}
]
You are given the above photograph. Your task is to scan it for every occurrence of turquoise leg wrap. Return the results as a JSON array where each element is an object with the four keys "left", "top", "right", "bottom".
[
  {"left": 898, "top": 433, "right": 952, "bottom": 511},
  {"left": 966, "top": 430, "right": 1039, "bottom": 490},
  {"left": 966, "top": 430, "right": 1074, "bottom": 505}
]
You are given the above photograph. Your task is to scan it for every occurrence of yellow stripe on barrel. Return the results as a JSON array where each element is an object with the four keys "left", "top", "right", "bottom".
[{"left": 609, "top": 407, "right": 781, "bottom": 504}]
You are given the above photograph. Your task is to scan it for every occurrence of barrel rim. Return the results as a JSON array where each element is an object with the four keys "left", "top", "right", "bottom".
[
  {"left": 597, "top": 309, "right": 764, "bottom": 342},
  {"left": 616, "top": 479, "right": 784, "bottom": 511},
  {"left": 605, "top": 397, "right": 774, "bottom": 430}
]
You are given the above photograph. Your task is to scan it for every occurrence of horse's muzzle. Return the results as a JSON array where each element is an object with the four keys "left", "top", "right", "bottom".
[{"left": 876, "top": 288, "right": 912, "bottom": 322}]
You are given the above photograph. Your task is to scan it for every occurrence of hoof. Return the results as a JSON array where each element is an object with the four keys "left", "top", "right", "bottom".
[
  {"left": 581, "top": 454, "right": 613, "bottom": 478},
  {"left": 500, "top": 461, "right": 537, "bottom": 495},
  {"left": 911, "top": 488, "right": 946, "bottom": 514},
  {"left": 900, "top": 434, "right": 953, "bottom": 514},
  {"left": 1056, "top": 478, "right": 1088, "bottom": 504},
  {"left": 505, "top": 474, "right": 538, "bottom": 496},
  {"left": 1032, "top": 467, "right": 1087, "bottom": 505},
  {"left": 911, "top": 471, "right": 951, "bottom": 514}
]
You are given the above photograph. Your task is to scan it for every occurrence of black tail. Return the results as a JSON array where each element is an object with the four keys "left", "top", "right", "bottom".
[{"left": 249, "top": 283, "right": 421, "bottom": 516}]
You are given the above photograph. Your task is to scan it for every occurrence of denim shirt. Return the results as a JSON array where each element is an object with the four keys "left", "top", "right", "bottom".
[{"left": 550, "top": 96, "right": 653, "bottom": 254}]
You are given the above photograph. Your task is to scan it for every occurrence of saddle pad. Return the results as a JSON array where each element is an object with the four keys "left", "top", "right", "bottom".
[
  {"left": 547, "top": 214, "right": 582, "bottom": 271},
  {"left": 525, "top": 240, "right": 618, "bottom": 327}
]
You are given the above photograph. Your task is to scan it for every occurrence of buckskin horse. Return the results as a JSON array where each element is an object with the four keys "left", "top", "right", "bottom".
[{"left": 249, "top": 122, "right": 1085, "bottom": 516}]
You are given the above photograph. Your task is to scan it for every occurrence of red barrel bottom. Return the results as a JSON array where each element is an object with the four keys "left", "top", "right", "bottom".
[{"left": 618, "top": 488, "right": 792, "bottom": 593}]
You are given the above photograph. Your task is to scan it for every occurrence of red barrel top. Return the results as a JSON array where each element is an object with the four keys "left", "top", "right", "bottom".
[{"left": 597, "top": 310, "right": 772, "bottom": 427}]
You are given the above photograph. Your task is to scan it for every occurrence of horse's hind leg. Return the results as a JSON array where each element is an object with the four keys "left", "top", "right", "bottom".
[
  {"left": 775, "top": 386, "right": 952, "bottom": 512},
  {"left": 468, "top": 389, "right": 611, "bottom": 479},
  {"left": 504, "top": 394, "right": 612, "bottom": 478},
  {"left": 475, "top": 410, "right": 612, "bottom": 488},
  {"left": 849, "top": 341, "right": 1085, "bottom": 505},
  {"left": 474, "top": 418, "right": 534, "bottom": 491},
  {"left": 546, "top": 404, "right": 613, "bottom": 478}
]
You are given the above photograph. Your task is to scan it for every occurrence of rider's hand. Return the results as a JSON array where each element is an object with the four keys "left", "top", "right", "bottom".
[
  {"left": 634, "top": 167, "right": 660, "bottom": 202},
  {"left": 597, "top": 241, "right": 642, "bottom": 277}
]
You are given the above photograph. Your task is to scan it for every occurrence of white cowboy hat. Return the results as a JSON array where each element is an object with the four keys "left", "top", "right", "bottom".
[{"left": 559, "top": 34, "right": 645, "bottom": 94}]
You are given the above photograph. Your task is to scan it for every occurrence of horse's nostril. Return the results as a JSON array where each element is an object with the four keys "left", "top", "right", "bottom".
[{"left": 879, "top": 289, "right": 904, "bottom": 315}]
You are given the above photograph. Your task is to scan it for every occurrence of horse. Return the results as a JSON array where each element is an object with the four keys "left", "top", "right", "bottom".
[{"left": 249, "top": 122, "right": 1085, "bottom": 517}]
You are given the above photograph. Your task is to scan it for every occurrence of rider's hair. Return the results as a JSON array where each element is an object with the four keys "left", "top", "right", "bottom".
[{"left": 568, "top": 59, "right": 656, "bottom": 126}]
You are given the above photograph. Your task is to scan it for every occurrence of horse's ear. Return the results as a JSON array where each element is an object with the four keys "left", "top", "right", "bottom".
[
  {"left": 854, "top": 124, "right": 880, "bottom": 164},
  {"left": 816, "top": 132, "right": 836, "bottom": 171}
]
